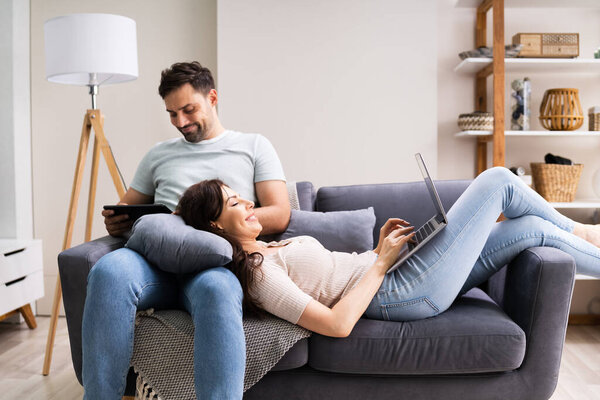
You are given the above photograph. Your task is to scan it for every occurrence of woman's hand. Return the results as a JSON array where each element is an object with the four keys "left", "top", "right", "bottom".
[
  {"left": 374, "top": 218, "right": 411, "bottom": 255},
  {"left": 375, "top": 226, "right": 415, "bottom": 274}
]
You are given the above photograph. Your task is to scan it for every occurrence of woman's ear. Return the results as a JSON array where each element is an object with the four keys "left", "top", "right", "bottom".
[{"left": 211, "top": 221, "right": 223, "bottom": 230}]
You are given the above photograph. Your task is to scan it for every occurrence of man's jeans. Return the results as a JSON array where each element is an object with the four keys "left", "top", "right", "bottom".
[
  {"left": 366, "top": 166, "right": 600, "bottom": 321},
  {"left": 82, "top": 249, "right": 245, "bottom": 400}
]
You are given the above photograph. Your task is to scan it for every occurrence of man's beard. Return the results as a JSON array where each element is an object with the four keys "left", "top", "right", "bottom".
[{"left": 179, "top": 122, "right": 207, "bottom": 143}]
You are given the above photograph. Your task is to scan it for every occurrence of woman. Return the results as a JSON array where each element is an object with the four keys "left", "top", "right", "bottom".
[{"left": 176, "top": 167, "right": 600, "bottom": 337}]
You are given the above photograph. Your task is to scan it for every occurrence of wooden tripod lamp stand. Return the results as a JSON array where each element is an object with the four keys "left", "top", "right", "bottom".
[{"left": 42, "top": 13, "right": 138, "bottom": 376}]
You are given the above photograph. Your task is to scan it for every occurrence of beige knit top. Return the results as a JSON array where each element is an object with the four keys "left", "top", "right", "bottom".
[{"left": 253, "top": 236, "right": 378, "bottom": 324}]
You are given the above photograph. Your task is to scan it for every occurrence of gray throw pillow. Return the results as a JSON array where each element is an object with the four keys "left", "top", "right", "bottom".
[
  {"left": 276, "top": 208, "right": 376, "bottom": 253},
  {"left": 126, "top": 213, "right": 233, "bottom": 274}
]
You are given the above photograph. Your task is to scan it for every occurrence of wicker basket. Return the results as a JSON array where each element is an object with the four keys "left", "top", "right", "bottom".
[
  {"left": 539, "top": 88, "right": 584, "bottom": 131},
  {"left": 530, "top": 163, "right": 583, "bottom": 202},
  {"left": 589, "top": 106, "right": 600, "bottom": 131},
  {"left": 457, "top": 112, "right": 494, "bottom": 131}
]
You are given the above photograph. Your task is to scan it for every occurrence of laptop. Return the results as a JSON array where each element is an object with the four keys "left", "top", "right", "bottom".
[{"left": 386, "top": 153, "right": 448, "bottom": 274}]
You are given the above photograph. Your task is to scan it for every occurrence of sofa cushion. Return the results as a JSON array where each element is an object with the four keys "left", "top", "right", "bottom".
[
  {"left": 271, "top": 338, "right": 309, "bottom": 371},
  {"left": 274, "top": 208, "right": 376, "bottom": 253},
  {"left": 126, "top": 213, "right": 233, "bottom": 274},
  {"left": 308, "top": 288, "right": 526, "bottom": 375}
]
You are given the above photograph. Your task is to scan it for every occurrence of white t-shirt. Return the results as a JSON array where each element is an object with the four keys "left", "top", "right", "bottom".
[{"left": 130, "top": 130, "right": 286, "bottom": 210}]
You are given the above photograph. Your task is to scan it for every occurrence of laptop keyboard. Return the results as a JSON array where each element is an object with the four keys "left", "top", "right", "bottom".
[{"left": 412, "top": 219, "right": 437, "bottom": 247}]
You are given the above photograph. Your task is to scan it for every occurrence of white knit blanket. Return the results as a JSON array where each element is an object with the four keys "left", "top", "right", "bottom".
[{"left": 131, "top": 309, "right": 311, "bottom": 399}]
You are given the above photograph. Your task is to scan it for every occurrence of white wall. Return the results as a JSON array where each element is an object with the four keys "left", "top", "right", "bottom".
[
  {"left": 31, "top": 0, "right": 217, "bottom": 314},
  {"left": 0, "top": 0, "right": 16, "bottom": 238},
  {"left": 0, "top": 0, "right": 33, "bottom": 240},
  {"left": 217, "top": 0, "right": 438, "bottom": 188}
]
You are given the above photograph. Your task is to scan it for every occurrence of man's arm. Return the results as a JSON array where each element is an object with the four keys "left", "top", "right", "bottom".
[
  {"left": 253, "top": 180, "right": 291, "bottom": 235},
  {"left": 101, "top": 188, "right": 153, "bottom": 237},
  {"left": 119, "top": 188, "right": 154, "bottom": 205}
]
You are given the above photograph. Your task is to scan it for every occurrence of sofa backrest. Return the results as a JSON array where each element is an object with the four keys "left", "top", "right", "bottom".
[
  {"left": 315, "top": 180, "right": 472, "bottom": 243},
  {"left": 295, "top": 181, "right": 317, "bottom": 211}
]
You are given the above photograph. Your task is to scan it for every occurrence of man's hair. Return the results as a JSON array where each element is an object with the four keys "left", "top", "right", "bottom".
[{"left": 158, "top": 61, "right": 215, "bottom": 98}]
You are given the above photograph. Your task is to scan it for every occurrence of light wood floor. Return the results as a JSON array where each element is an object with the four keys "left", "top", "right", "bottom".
[{"left": 0, "top": 317, "right": 599, "bottom": 400}]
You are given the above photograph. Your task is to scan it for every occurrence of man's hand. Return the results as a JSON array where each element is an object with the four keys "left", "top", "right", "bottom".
[
  {"left": 102, "top": 188, "right": 154, "bottom": 237},
  {"left": 374, "top": 218, "right": 411, "bottom": 255},
  {"left": 102, "top": 202, "right": 133, "bottom": 237}
]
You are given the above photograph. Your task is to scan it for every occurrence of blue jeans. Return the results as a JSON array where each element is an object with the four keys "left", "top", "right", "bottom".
[
  {"left": 81, "top": 249, "right": 245, "bottom": 400},
  {"left": 366, "top": 167, "right": 600, "bottom": 322}
]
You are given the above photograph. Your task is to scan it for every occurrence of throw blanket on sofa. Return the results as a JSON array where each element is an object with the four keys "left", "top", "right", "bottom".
[
  {"left": 131, "top": 310, "right": 311, "bottom": 399},
  {"left": 130, "top": 182, "right": 311, "bottom": 400}
]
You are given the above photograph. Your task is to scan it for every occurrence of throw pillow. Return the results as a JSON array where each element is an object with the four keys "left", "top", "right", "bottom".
[
  {"left": 275, "top": 208, "right": 376, "bottom": 253},
  {"left": 126, "top": 213, "right": 233, "bottom": 274}
]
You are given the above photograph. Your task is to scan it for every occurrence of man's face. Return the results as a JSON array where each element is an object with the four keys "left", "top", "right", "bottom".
[{"left": 164, "top": 83, "right": 216, "bottom": 143}]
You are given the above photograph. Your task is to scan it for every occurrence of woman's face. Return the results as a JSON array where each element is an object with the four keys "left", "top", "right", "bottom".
[{"left": 214, "top": 186, "right": 262, "bottom": 239}]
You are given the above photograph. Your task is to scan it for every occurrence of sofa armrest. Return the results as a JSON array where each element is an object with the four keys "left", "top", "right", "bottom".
[
  {"left": 497, "top": 247, "right": 576, "bottom": 400},
  {"left": 58, "top": 235, "right": 126, "bottom": 384}
]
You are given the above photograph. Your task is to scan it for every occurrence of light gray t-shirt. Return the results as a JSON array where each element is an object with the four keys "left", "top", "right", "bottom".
[{"left": 130, "top": 130, "right": 286, "bottom": 211}]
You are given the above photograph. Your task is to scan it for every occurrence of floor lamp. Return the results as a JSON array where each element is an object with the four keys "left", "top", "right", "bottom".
[{"left": 42, "top": 13, "right": 138, "bottom": 375}]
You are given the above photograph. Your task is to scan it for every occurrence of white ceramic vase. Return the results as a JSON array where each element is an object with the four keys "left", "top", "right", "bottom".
[{"left": 593, "top": 169, "right": 600, "bottom": 198}]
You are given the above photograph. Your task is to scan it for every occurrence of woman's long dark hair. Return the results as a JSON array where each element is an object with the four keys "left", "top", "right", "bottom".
[{"left": 176, "top": 179, "right": 265, "bottom": 317}]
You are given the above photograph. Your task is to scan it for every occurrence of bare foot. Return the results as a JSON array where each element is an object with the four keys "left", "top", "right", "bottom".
[
  {"left": 588, "top": 225, "right": 600, "bottom": 247},
  {"left": 573, "top": 222, "right": 600, "bottom": 247}
]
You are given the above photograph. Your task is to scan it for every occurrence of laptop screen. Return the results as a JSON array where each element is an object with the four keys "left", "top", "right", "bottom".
[{"left": 415, "top": 153, "right": 447, "bottom": 222}]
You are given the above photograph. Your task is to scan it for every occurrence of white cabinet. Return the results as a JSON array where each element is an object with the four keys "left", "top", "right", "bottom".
[{"left": 0, "top": 240, "right": 44, "bottom": 320}]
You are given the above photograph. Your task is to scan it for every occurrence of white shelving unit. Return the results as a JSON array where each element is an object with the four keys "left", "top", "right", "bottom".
[
  {"left": 456, "top": 0, "right": 600, "bottom": 283},
  {"left": 550, "top": 200, "right": 600, "bottom": 209},
  {"left": 456, "top": 0, "right": 600, "bottom": 8},
  {"left": 576, "top": 274, "right": 598, "bottom": 280},
  {"left": 455, "top": 58, "right": 600, "bottom": 75},
  {"left": 455, "top": 130, "right": 600, "bottom": 137}
]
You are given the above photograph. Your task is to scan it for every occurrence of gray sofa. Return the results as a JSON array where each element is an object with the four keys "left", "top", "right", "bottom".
[{"left": 58, "top": 179, "right": 576, "bottom": 400}]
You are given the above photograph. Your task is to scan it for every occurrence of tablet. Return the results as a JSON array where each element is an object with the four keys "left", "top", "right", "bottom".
[{"left": 103, "top": 204, "right": 172, "bottom": 222}]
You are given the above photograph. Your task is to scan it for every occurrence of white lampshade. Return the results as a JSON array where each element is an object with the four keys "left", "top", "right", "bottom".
[{"left": 44, "top": 13, "right": 138, "bottom": 86}]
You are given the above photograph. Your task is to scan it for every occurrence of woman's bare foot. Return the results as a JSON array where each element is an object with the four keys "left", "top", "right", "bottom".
[{"left": 573, "top": 222, "right": 600, "bottom": 247}]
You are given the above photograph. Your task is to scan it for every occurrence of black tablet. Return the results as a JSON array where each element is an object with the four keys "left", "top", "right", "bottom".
[{"left": 103, "top": 204, "right": 172, "bottom": 222}]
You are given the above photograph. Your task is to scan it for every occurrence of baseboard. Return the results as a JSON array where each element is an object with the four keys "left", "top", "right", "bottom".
[{"left": 568, "top": 314, "right": 600, "bottom": 325}]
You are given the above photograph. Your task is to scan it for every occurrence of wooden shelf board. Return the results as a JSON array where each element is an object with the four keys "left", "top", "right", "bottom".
[
  {"left": 455, "top": 130, "right": 600, "bottom": 137},
  {"left": 455, "top": 0, "right": 600, "bottom": 8},
  {"left": 454, "top": 58, "right": 600, "bottom": 75}
]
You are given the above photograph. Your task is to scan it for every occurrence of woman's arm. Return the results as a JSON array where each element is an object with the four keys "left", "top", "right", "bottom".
[{"left": 297, "top": 226, "right": 414, "bottom": 337}]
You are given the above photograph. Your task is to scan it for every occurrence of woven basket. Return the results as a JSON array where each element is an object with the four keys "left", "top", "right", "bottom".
[
  {"left": 457, "top": 112, "right": 494, "bottom": 131},
  {"left": 530, "top": 163, "right": 583, "bottom": 202},
  {"left": 589, "top": 107, "right": 600, "bottom": 131},
  {"left": 539, "top": 88, "right": 584, "bottom": 131}
]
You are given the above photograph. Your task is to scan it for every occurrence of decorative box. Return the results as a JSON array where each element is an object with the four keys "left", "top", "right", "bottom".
[
  {"left": 512, "top": 33, "right": 579, "bottom": 58},
  {"left": 0, "top": 240, "right": 44, "bottom": 316}
]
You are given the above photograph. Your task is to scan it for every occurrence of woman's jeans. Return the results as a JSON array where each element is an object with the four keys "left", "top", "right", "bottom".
[
  {"left": 82, "top": 251, "right": 245, "bottom": 400},
  {"left": 366, "top": 166, "right": 600, "bottom": 322}
]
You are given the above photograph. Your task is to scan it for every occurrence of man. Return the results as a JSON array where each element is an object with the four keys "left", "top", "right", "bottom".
[{"left": 82, "top": 62, "right": 290, "bottom": 400}]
